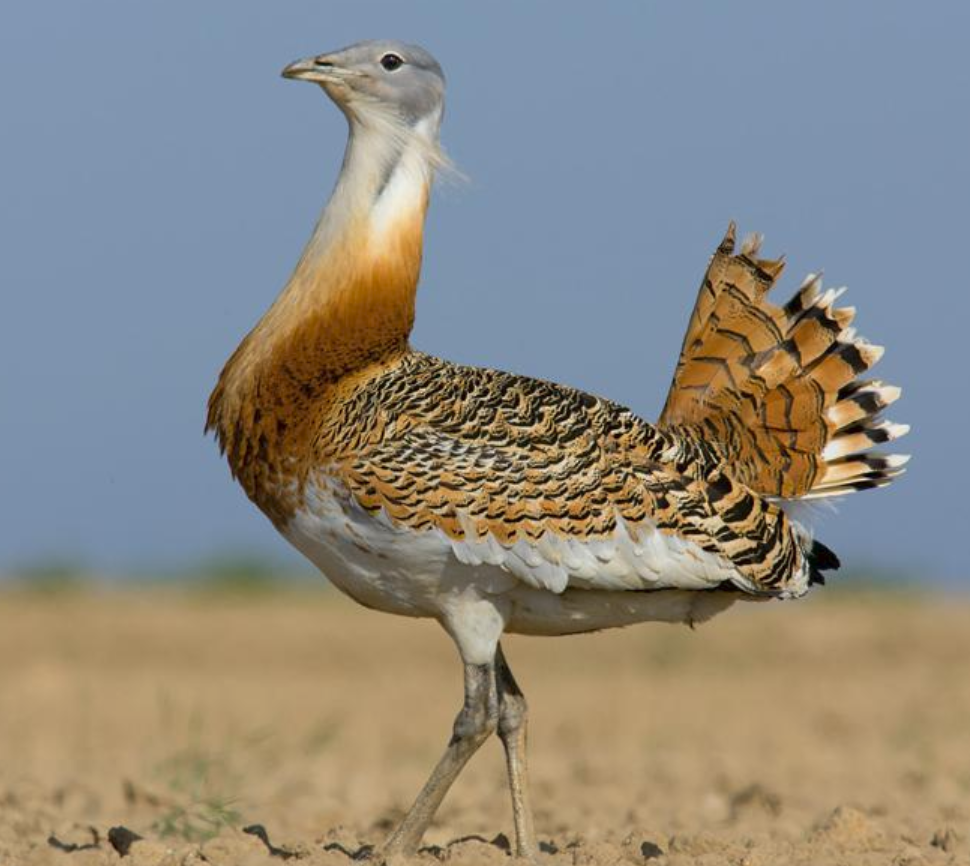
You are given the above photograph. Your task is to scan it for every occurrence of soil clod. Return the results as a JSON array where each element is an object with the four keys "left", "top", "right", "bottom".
[
  {"left": 243, "top": 824, "right": 299, "bottom": 860},
  {"left": 108, "top": 826, "right": 144, "bottom": 857},
  {"left": 47, "top": 826, "right": 100, "bottom": 853}
]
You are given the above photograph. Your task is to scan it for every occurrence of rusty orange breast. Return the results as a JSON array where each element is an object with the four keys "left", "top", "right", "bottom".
[{"left": 207, "top": 195, "right": 429, "bottom": 526}]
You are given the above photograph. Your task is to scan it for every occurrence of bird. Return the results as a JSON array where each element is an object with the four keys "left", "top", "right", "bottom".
[{"left": 206, "top": 40, "right": 909, "bottom": 862}]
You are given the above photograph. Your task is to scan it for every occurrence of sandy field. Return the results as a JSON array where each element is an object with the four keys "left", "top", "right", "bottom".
[{"left": 0, "top": 584, "right": 967, "bottom": 866}]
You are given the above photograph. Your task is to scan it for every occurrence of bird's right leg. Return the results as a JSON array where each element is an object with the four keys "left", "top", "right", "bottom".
[
  {"left": 496, "top": 643, "right": 539, "bottom": 861},
  {"left": 378, "top": 659, "right": 498, "bottom": 861}
]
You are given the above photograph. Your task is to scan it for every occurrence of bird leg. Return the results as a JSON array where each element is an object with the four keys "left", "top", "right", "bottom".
[
  {"left": 496, "top": 643, "right": 539, "bottom": 860},
  {"left": 378, "top": 661, "right": 497, "bottom": 860}
]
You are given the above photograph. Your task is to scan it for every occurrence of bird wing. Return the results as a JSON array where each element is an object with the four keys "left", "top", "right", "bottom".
[{"left": 331, "top": 355, "right": 808, "bottom": 596}]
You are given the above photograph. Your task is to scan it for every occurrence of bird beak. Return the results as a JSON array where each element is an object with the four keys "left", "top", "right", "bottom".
[{"left": 281, "top": 54, "right": 343, "bottom": 84}]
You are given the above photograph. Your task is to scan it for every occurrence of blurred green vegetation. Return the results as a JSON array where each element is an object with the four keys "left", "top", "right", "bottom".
[
  {"left": 182, "top": 552, "right": 319, "bottom": 596},
  {"left": 0, "top": 551, "right": 325, "bottom": 596},
  {"left": 7, "top": 558, "right": 92, "bottom": 594},
  {"left": 0, "top": 552, "right": 960, "bottom": 597}
]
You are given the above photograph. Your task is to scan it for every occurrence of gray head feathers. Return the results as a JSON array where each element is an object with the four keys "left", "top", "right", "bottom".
[{"left": 283, "top": 40, "right": 446, "bottom": 130}]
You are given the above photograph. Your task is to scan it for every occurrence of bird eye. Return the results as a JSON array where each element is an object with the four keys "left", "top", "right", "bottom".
[{"left": 380, "top": 53, "right": 404, "bottom": 72}]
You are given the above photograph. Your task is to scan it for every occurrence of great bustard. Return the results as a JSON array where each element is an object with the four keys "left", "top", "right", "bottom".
[{"left": 207, "top": 40, "right": 908, "bottom": 861}]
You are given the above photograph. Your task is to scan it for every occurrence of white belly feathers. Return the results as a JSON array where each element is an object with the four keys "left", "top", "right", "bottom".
[{"left": 284, "top": 474, "right": 747, "bottom": 633}]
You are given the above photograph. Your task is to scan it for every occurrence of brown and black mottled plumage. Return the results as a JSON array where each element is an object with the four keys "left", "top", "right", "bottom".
[
  {"left": 210, "top": 224, "right": 906, "bottom": 599},
  {"left": 308, "top": 351, "right": 804, "bottom": 592}
]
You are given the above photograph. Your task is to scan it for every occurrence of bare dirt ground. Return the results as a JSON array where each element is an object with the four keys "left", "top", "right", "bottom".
[{"left": 0, "top": 585, "right": 967, "bottom": 866}]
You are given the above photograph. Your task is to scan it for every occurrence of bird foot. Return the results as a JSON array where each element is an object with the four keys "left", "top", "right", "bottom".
[{"left": 512, "top": 845, "right": 541, "bottom": 864}]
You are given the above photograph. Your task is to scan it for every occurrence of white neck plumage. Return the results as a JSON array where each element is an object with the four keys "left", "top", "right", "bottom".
[{"left": 300, "top": 106, "right": 446, "bottom": 266}]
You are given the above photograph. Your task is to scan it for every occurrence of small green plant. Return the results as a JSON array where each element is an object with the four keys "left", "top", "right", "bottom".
[
  {"left": 153, "top": 795, "right": 242, "bottom": 843},
  {"left": 150, "top": 709, "right": 245, "bottom": 842}
]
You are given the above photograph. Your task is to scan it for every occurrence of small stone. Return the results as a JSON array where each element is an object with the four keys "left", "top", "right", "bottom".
[
  {"left": 47, "top": 824, "right": 100, "bottom": 853},
  {"left": 489, "top": 832, "right": 511, "bottom": 853},
  {"left": 811, "top": 805, "right": 883, "bottom": 849},
  {"left": 241, "top": 823, "right": 301, "bottom": 859},
  {"left": 108, "top": 825, "right": 144, "bottom": 857},
  {"left": 620, "top": 829, "right": 665, "bottom": 863},
  {"left": 930, "top": 827, "right": 962, "bottom": 853},
  {"left": 698, "top": 791, "right": 730, "bottom": 822}
]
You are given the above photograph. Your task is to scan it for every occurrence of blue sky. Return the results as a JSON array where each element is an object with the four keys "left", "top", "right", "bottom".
[{"left": 1, "top": 2, "right": 967, "bottom": 581}]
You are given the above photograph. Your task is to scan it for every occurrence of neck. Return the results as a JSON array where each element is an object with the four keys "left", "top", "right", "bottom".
[
  {"left": 207, "top": 109, "right": 440, "bottom": 493},
  {"left": 257, "top": 109, "right": 440, "bottom": 381}
]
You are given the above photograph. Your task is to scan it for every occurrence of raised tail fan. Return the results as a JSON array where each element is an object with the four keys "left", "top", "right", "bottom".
[{"left": 659, "top": 223, "right": 909, "bottom": 501}]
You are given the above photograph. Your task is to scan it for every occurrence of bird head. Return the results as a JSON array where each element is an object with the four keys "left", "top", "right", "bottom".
[{"left": 282, "top": 40, "right": 445, "bottom": 135}]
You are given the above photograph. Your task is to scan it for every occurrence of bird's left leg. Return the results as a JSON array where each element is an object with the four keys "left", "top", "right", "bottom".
[
  {"left": 378, "top": 597, "right": 504, "bottom": 860},
  {"left": 496, "top": 643, "right": 539, "bottom": 861}
]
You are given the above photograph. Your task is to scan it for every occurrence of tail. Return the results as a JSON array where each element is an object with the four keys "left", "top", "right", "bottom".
[{"left": 659, "top": 223, "right": 909, "bottom": 501}]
